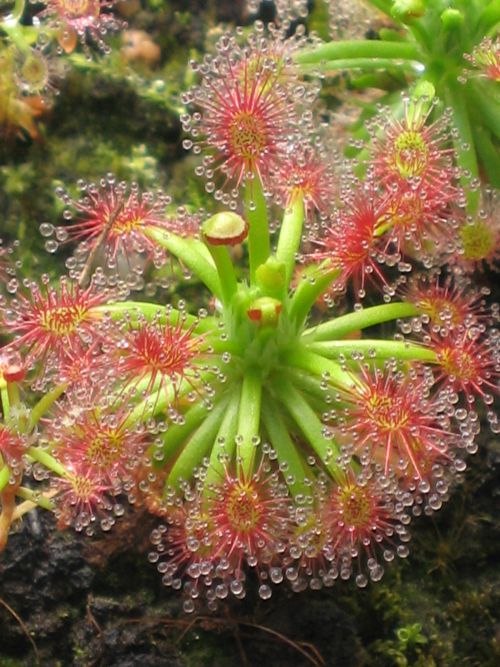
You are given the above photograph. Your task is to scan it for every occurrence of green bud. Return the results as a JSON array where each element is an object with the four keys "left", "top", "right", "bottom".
[
  {"left": 440, "top": 8, "right": 464, "bottom": 29},
  {"left": 255, "top": 257, "right": 286, "bottom": 297}
]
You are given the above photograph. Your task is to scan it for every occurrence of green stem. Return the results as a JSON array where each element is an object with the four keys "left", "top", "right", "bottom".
[
  {"left": 1, "top": 22, "right": 31, "bottom": 52},
  {"left": 204, "top": 337, "right": 240, "bottom": 356},
  {"left": 27, "top": 448, "right": 68, "bottom": 478},
  {"left": 7, "top": 383, "right": 20, "bottom": 410},
  {"left": 245, "top": 179, "right": 271, "bottom": 283},
  {"left": 29, "top": 383, "right": 68, "bottom": 431},
  {"left": 0, "top": 384, "right": 10, "bottom": 420},
  {"left": 295, "top": 40, "right": 423, "bottom": 66},
  {"left": 204, "top": 389, "right": 241, "bottom": 488},
  {"left": 274, "top": 381, "right": 342, "bottom": 482},
  {"left": 300, "top": 58, "right": 423, "bottom": 73},
  {"left": 261, "top": 399, "right": 309, "bottom": 498},
  {"left": 404, "top": 18, "right": 433, "bottom": 53},
  {"left": 445, "top": 78, "right": 480, "bottom": 213},
  {"left": 475, "top": 0, "right": 500, "bottom": 37},
  {"left": 350, "top": 72, "right": 406, "bottom": 90},
  {"left": 286, "top": 368, "right": 343, "bottom": 415},
  {"left": 0, "top": 465, "right": 10, "bottom": 493},
  {"left": 116, "top": 371, "right": 167, "bottom": 407},
  {"left": 205, "top": 244, "right": 238, "bottom": 307},
  {"left": 124, "top": 378, "right": 181, "bottom": 427},
  {"left": 145, "top": 229, "right": 222, "bottom": 298},
  {"left": 153, "top": 400, "right": 209, "bottom": 467},
  {"left": 288, "top": 368, "right": 334, "bottom": 403},
  {"left": 16, "top": 486, "right": 55, "bottom": 511},
  {"left": 276, "top": 196, "right": 304, "bottom": 289},
  {"left": 123, "top": 362, "right": 223, "bottom": 428},
  {"left": 471, "top": 122, "right": 500, "bottom": 188},
  {"left": 165, "top": 395, "right": 230, "bottom": 491},
  {"left": 302, "top": 302, "right": 421, "bottom": 341},
  {"left": 288, "top": 265, "right": 341, "bottom": 329},
  {"left": 12, "top": 0, "right": 27, "bottom": 20},
  {"left": 237, "top": 368, "right": 262, "bottom": 478},
  {"left": 93, "top": 301, "right": 215, "bottom": 333},
  {"left": 309, "top": 339, "right": 437, "bottom": 362},
  {"left": 468, "top": 81, "right": 500, "bottom": 142},
  {"left": 285, "top": 347, "right": 357, "bottom": 391}
]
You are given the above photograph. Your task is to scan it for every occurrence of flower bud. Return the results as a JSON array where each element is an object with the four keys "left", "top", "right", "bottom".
[
  {"left": 0, "top": 351, "right": 26, "bottom": 384},
  {"left": 202, "top": 212, "right": 248, "bottom": 246},
  {"left": 440, "top": 9, "right": 464, "bottom": 30},
  {"left": 247, "top": 297, "right": 282, "bottom": 326}
]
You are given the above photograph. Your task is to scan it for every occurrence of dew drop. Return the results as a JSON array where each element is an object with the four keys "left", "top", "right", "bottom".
[{"left": 258, "top": 584, "right": 272, "bottom": 600}]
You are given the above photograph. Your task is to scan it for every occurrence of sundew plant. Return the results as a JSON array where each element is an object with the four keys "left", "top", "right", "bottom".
[{"left": 0, "top": 0, "right": 499, "bottom": 614}]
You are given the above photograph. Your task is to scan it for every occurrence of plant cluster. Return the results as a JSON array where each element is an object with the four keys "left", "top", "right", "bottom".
[
  {"left": 0, "top": 0, "right": 124, "bottom": 139},
  {"left": 0, "top": 1, "right": 499, "bottom": 614}
]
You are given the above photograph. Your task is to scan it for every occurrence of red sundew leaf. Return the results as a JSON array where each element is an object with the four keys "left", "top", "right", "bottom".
[
  {"left": 305, "top": 186, "right": 393, "bottom": 299},
  {"left": 336, "top": 366, "right": 455, "bottom": 479},
  {"left": 36, "top": 0, "right": 124, "bottom": 55},
  {"left": 430, "top": 329, "right": 500, "bottom": 406},
  {"left": 400, "top": 273, "right": 494, "bottom": 333},
  {"left": 182, "top": 36, "right": 310, "bottom": 198},
  {"left": 325, "top": 471, "right": 408, "bottom": 580},
  {"left": 1, "top": 277, "right": 111, "bottom": 368}
]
